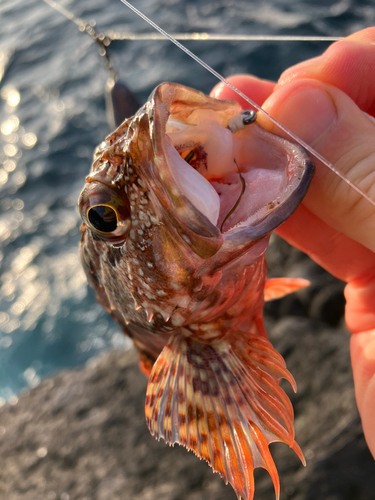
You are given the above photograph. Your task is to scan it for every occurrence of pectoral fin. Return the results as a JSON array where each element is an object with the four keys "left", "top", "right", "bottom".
[
  {"left": 145, "top": 331, "right": 304, "bottom": 500},
  {"left": 264, "top": 278, "right": 310, "bottom": 302}
]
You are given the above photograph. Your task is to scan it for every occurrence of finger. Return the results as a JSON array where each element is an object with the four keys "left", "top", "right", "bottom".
[
  {"left": 276, "top": 205, "right": 375, "bottom": 333},
  {"left": 259, "top": 78, "right": 375, "bottom": 253},
  {"left": 210, "top": 74, "right": 275, "bottom": 109},
  {"left": 351, "top": 331, "right": 375, "bottom": 458},
  {"left": 278, "top": 27, "right": 375, "bottom": 116},
  {"left": 275, "top": 205, "right": 375, "bottom": 283},
  {"left": 345, "top": 275, "right": 375, "bottom": 333}
]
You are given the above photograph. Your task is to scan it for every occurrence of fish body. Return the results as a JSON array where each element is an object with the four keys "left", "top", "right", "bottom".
[{"left": 78, "top": 83, "right": 314, "bottom": 500}]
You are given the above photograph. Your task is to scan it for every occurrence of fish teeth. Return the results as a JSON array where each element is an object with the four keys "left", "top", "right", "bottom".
[
  {"left": 161, "top": 311, "right": 172, "bottom": 322},
  {"left": 152, "top": 304, "right": 174, "bottom": 323},
  {"left": 146, "top": 309, "right": 154, "bottom": 323}
]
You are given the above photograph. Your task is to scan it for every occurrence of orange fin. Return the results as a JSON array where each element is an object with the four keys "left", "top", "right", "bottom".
[
  {"left": 145, "top": 331, "right": 304, "bottom": 500},
  {"left": 138, "top": 352, "right": 154, "bottom": 378},
  {"left": 264, "top": 278, "right": 310, "bottom": 302}
]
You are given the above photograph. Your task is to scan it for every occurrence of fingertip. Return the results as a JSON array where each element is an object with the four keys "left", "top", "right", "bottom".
[
  {"left": 346, "top": 26, "right": 375, "bottom": 44},
  {"left": 350, "top": 331, "right": 375, "bottom": 458},
  {"left": 278, "top": 56, "right": 321, "bottom": 86},
  {"left": 210, "top": 74, "right": 275, "bottom": 109},
  {"left": 362, "top": 374, "right": 375, "bottom": 459}
]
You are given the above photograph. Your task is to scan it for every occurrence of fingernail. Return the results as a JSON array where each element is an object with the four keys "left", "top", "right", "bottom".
[{"left": 272, "top": 87, "right": 337, "bottom": 144}]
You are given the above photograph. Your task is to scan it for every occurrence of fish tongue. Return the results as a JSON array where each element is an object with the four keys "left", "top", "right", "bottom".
[{"left": 145, "top": 329, "right": 305, "bottom": 500}]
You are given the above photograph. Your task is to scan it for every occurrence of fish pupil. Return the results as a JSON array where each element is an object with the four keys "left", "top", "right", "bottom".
[{"left": 88, "top": 205, "right": 117, "bottom": 233}]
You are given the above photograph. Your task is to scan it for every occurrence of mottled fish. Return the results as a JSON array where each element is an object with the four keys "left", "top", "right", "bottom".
[{"left": 78, "top": 83, "right": 314, "bottom": 500}]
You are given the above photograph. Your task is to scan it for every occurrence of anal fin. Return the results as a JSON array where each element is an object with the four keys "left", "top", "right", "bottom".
[
  {"left": 145, "top": 331, "right": 304, "bottom": 500},
  {"left": 264, "top": 278, "right": 310, "bottom": 302}
]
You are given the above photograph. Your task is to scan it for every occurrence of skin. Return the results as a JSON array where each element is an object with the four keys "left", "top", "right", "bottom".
[{"left": 211, "top": 27, "right": 375, "bottom": 460}]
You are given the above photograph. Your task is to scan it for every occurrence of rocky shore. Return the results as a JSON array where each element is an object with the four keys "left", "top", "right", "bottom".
[{"left": 1, "top": 236, "right": 374, "bottom": 500}]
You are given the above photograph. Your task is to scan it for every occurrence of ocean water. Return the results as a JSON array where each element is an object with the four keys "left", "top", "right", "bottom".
[{"left": 0, "top": 0, "right": 373, "bottom": 401}]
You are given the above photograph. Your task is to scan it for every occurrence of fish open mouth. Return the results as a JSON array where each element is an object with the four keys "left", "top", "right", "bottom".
[{"left": 165, "top": 107, "right": 312, "bottom": 234}]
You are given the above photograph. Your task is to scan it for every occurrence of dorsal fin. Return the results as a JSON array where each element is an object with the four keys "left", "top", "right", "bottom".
[
  {"left": 264, "top": 278, "right": 310, "bottom": 302},
  {"left": 145, "top": 331, "right": 305, "bottom": 500}
]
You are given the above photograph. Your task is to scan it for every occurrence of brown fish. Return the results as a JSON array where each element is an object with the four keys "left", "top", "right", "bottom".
[{"left": 78, "top": 83, "right": 314, "bottom": 500}]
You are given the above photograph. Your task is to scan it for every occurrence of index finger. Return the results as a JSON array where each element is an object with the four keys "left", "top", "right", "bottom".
[{"left": 210, "top": 74, "right": 275, "bottom": 109}]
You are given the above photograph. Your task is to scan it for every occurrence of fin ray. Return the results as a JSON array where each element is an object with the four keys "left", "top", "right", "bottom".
[
  {"left": 226, "top": 351, "right": 292, "bottom": 443},
  {"left": 214, "top": 363, "right": 250, "bottom": 497},
  {"left": 146, "top": 331, "right": 303, "bottom": 500},
  {"left": 264, "top": 278, "right": 310, "bottom": 301}
]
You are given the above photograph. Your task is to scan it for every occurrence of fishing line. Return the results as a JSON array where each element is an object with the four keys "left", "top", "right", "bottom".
[
  {"left": 108, "top": 33, "right": 342, "bottom": 41},
  {"left": 41, "top": 0, "right": 117, "bottom": 79},
  {"left": 42, "top": 0, "right": 341, "bottom": 42},
  {"left": 220, "top": 160, "right": 246, "bottom": 233},
  {"left": 120, "top": 0, "right": 375, "bottom": 209},
  {"left": 42, "top": 0, "right": 85, "bottom": 28}
]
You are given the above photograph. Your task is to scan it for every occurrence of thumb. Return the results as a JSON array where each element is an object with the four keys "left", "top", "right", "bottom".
[{"left": 258, "top": 79, "right": 375, "bottom": 253}]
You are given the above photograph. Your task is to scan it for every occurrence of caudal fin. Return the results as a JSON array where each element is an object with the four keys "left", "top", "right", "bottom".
[{"left": 145, "top": 330, "right": 304, "bottom": 500}]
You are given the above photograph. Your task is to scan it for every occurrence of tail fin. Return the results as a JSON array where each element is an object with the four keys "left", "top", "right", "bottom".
[{"left": 145, "top": 330, "right": 304, "bottom": 500}]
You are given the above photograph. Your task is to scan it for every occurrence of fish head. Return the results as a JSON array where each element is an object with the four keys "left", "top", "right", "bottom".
[{"left": 78, "top": 83, "right": 314, "bottom": 330}]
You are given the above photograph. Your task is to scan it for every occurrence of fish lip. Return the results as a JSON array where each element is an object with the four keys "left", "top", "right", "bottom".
[
  {"left": 147, "top": 82, "right": 315, "bottom": 251},
  {"left": 147, "top": 83, "right": 230, "bottom": 258},
  {"left": 223, "top": 148, "right": 315, "bottom": 245}
]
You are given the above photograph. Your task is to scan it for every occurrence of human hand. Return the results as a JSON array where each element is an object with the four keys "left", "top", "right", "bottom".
[{"left": 211, "top": 27, "right": 375, "bottom": 459}]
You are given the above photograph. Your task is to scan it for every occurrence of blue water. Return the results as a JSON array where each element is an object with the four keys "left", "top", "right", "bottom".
[{"left": 0, "top": 0, "right": 373, "bottom": 401}]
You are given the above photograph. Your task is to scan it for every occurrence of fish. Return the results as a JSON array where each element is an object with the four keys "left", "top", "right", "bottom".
[{"left": 78, "top": 82, "right": 314, "bottom": 500}]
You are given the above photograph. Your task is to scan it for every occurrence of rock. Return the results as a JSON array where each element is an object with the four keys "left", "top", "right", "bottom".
[{"left": 308, "top": 283, "right": 346, "bottom": 326}]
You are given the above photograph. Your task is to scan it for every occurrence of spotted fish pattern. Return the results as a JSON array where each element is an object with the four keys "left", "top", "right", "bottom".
[{"left": 78, "top": 83, "right": 314, "bottom": 499}]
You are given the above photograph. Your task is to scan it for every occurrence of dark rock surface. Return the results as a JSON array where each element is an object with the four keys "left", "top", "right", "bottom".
[{"left": 1, "top": 236, "right": 374, "bottom": 500}]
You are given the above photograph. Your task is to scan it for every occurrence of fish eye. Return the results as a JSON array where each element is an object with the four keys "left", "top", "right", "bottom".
[
  {"left": 87, "top": 205, "right": 118, "bottom": 233},
  {"left": 78, "top": 181, "right": 131, "bottom": 242}
]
